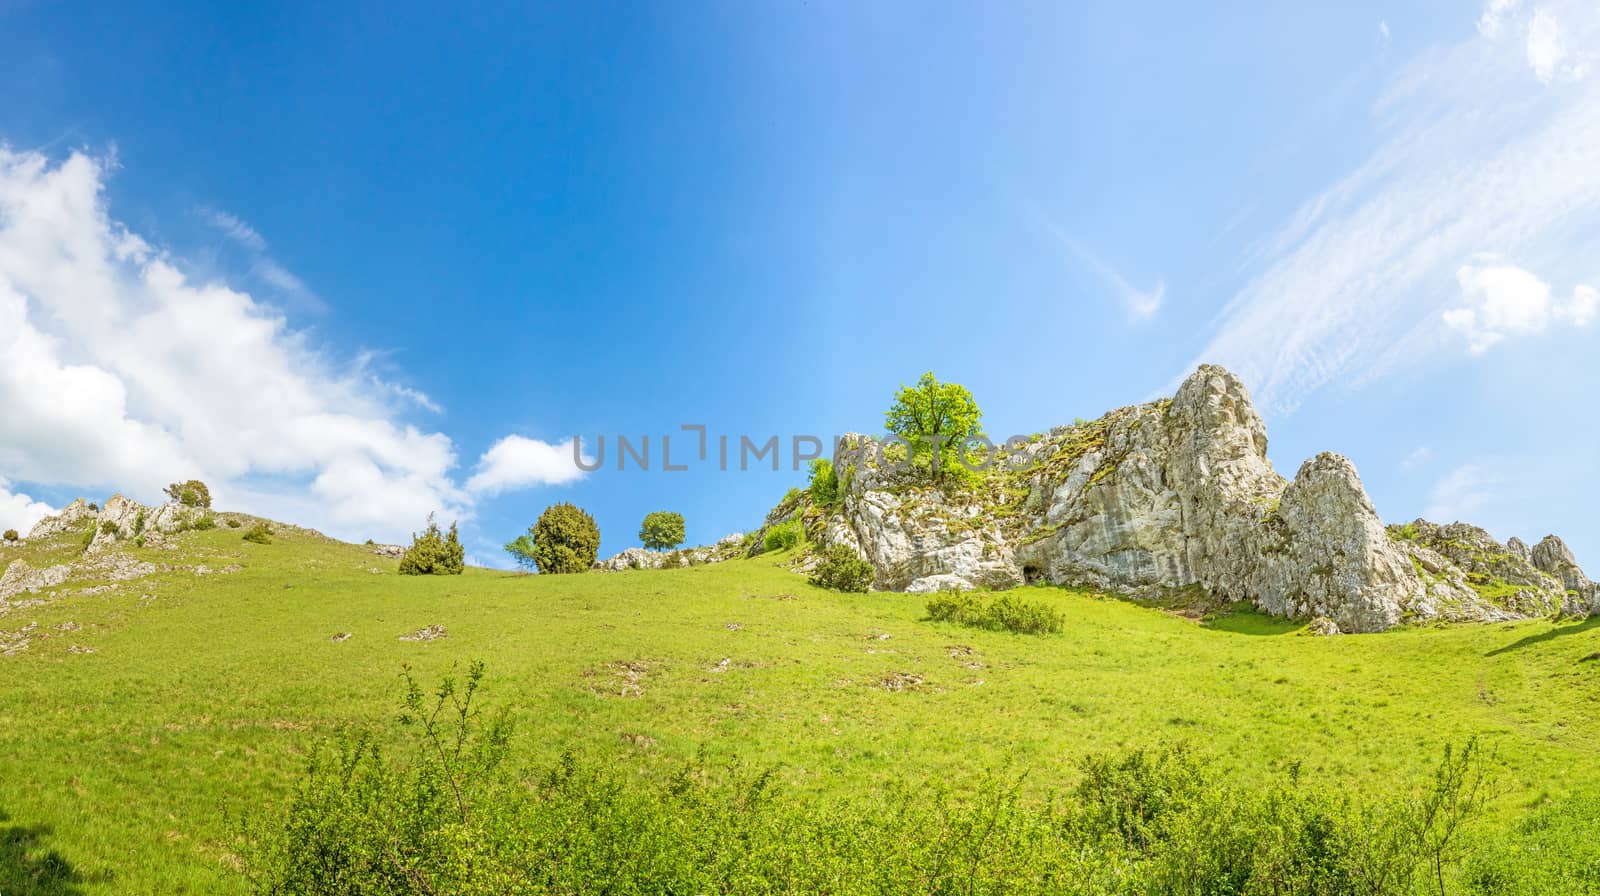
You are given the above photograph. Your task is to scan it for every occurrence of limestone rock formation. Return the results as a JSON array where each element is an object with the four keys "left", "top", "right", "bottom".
[
  {"left": 27, "top": 499, "right": 95, "bottom": 539},
  {"left": 754, "top": 364, "right": 1596, "bottom": 633},
  {"left": 595, "top": 533, "right": 748, "bottom": 572}
]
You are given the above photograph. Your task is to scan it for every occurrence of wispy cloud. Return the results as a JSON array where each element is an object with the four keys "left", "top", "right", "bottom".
[
  {"left": 1423, "top": 463, "right": 1502, "bottom": 522},
  {"left": 1182, "top": 0, "right": 1600, "bottom": 412},
  {"left": 1029, "top": 209, "right": 1164, "bottom": 322},
  {"left": 197, "top": 204, "right": 325, "bottom": 313}
]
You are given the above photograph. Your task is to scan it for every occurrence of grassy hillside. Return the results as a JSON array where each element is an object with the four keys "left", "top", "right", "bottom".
[{"left": 2, "top": 524, "right": 1599, "bottom": 893}]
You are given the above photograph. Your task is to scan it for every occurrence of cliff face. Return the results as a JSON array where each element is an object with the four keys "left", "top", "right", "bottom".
[{"left": 766, "top": 365, "right": 1596, "bottom": 633}]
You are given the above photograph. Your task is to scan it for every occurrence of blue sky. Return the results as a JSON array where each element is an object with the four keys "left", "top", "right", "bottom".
[{"left": 1, "top": 0, "right": 1597, "bottom": 569}]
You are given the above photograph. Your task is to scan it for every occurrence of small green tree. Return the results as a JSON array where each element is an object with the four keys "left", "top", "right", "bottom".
[
  {"left": 884, "top": 372, "right": 984, "bottom": 484},
  {"left": 807, "top": 458, "right": 839, "bottom": 506},
  {"left": 2, "top": 529, "right": 18, "bottom": 542},
  {"left": 638, "top": 511, "right": 686, "bottom": 552},
  {"left": 399, "top": 515, "right": 466, "bottom": 576},
  {"left": 164, "top": 479, "right": 213, "bottom": 508},
  {"left": 242, "top": 522, "right": 274, "bottom": 545},
  {"left": 514, "top": 503, "right": 600, "bottom": 575}
]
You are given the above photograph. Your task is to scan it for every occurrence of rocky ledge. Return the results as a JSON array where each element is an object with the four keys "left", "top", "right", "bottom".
[{"left": 754, "top": 365, "right": 1598, "bottom": 633}]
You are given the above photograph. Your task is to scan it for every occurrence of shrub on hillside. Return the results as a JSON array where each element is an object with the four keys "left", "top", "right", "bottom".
[
  {"left": 193, "top": 514, "right": 217, "bottom": 531},
  {"left": 399, "top": 515, "right": 466, "bottom": 576},
  {"left": 245, "top": 666, "right": 1499, "bottom": 896},
  {"left": 509, "top": 503, "right": 600, "bottom": 574},
  {"left": 927, "top": 591, "right": 1064, "bottom": 634},
  {"left": 2, "top": 529, "right": 17, "bottom": 542},
  {"left": 808, "top": 544, "right": 873, "bottom": 592},
  {"left": 762, "top": 520, "right": 804, "bottom": 553},
  {"left": 227, "top": 518, "right": 243, "bottom": 529},
  {"left": 807, "top": 458, "right": 840, "bottom": 506},
  {"left": 638, "top": 511, "right": 686, "bottom": 552},
  {"left": 164, "top": 479, "right": 212, "bottom": 508},
  {"left": 242, "top": 523, "right": 274, "bottom": 545}
]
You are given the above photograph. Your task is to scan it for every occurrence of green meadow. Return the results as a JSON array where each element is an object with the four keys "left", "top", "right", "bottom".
[{"left": 2, "top": 524, "right": 1599, "bottom": 893}]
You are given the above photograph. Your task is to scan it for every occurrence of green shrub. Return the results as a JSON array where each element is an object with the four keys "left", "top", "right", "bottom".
[
  {"left": 227, "top": 518, "right": 243, "bottom": 529},
  {"left": 927, "top": 591, "right": 1064, "bottom": 634},
  {"left": 164, "top": 479, "right": 212, "bottom": 508},
  {"left": 133, "top": 509, "right": 147, "bottom": 536},
  {"left": 242, "top": 523, "right": 274, "bottom": 545},
  {"left": 398, "top": 515, "right": 466, "bottom": 576},
  {"left": 508, "top": 503, "right": 600, "bottom": 574},
  {"left": 193, "top": 514, "right": 217, "bottom": 531},
  {"left": 808, "top": 544, "right": 873, "bottom": 592},
  {"left": 638, "top": 510, "right": 686, "bottom": 552},
  {"left": 762, "top": 520, "right": 804, "bottom": 553},
  {"left": 807, "top": 458, "right": 840, "bottom": 506},
  {"left": 98, "top": 520, "right": 118, "bottom": 537},
  {"left": 80, "top": 524, "right": 95, "bottom": 547},
  {"left": 246, "top": 667, "right": 1497, "bottom": 896},
  {"left": 2, "top": 529, "right": 16, "bottom": 542}
]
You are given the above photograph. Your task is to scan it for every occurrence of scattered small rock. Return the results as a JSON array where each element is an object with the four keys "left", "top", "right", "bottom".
[
  {"left": 398, "top": 624, "right": 447, "bottom": 642},
  {"left": 724, "top": 622, "right": 743, "bottom": 631},
  {"left": 867, "top": 632, "right": 891, "bottom": 641},
  {"left": 68, "top": 644, "right": 96, "bottom": 655},
  {"left": 708, "top": 657, "right": 731, "bottom": 673},
  {"left": 585, "top": 660, "right": 655, "bottom": 698},
  {"left": 330, "top": 632, "right": 353, "bottom": 643},
  {"left": 619, "top": 732, "right": 657, "bottom": 749},
  {"left": 56, "top": 621, "right": 81, "bottom": 632},
  {"left": 1303, "top": 617, "right": 1341, "bottom": 637},
  {"left": 878, "top": 671, "right": 926, "bottom": 692}
]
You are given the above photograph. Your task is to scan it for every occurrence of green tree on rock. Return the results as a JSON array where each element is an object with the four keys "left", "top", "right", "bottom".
[
  {"left": 399, "top": 514, "right": 465, "bottom": 576},
  {"left": 509, "top": 503, "right": 600, "bottom": 574},
  {"left": 164, "top": 479, "right": 213, "bottom": 508},
  {"left": 638, "top": 511, "right": 686, "bottom": 552},
  {"left": 884, "top": 372, "right": 984, "bottom": 484}
]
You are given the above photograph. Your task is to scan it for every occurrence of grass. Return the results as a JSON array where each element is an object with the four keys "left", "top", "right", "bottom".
[{"left": 1, "top": 526, "right": 1599, "bottom": 893}]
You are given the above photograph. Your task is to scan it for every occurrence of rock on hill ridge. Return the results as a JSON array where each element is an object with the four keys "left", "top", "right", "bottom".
[{"left": 761, "top": 365, "right": 1597, "bottom": 633}]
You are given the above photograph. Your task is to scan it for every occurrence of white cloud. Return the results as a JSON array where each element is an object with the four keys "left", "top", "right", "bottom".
[
  {"left": 465, "top": 436, "right": 586, "bottom": 496},
  {"left": 1423, "top": 463, "right": 1500, "bottom": 522},
  {"left": 1444, "top": 261, "right": 1596, "bottom": 353},
  {"left": 0, "top": 478, "right": 56, "bottom": 535},
  {"left": 200, "top": 207, "right": 266, "bottom": 253},
  {"left": 1379, "top": 20, "right": 1392, "bottom": 45},
  {"left": 0, "top": 147, "right": 469, "bottom": 542},
  {"left": 1526, "top": 8, "right": 1590, "bottom": 83},
  {"left": 1479, "top": 0, "right": 1521, "bottom": 38},
  {"left": 1182, "top": 0, "right": 1600, "bottom": 411},
  {"left": 1399, "top": 446, "right": 1434, "bottom": 471}
]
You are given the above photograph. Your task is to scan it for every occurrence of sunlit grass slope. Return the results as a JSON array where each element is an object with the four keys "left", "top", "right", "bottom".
[{"left": 1, "top": 524, "right": 1597, "bottom": 893}]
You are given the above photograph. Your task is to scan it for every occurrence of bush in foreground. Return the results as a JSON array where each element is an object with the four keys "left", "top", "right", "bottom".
[
  {"left": 398, "top": 515, "right": 465, "bottom": 575},
  {"left": 241, "top": 523, "right": 274, "bottom": 545},
  {"left": 808, "top": 544, "right": 873, "bottom": 592},
  {"left": 927, "top": 591, "right": 1065, "bottom": 634},
  {"left": 245, "top": 666, "right": 1505, "bottom": 896},
  {"left": 2, "top": 529, "right": 16, "bottom": 542}
]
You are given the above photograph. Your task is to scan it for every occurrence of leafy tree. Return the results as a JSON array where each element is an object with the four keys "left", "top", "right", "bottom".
[
  {"left": 3, "top": 529, "right": 18, "bottom": 542},
  {"left": 884, "top": 372, "right": 984, "bottom": 484},
  {"left": 164, "top": 479, "right": 213, "bottom": 508},
  {"left": 513, "top": 503, "right": 600, "bottom": 575},
  {"left": 399, "top": 514, "right": 466, "bottom": 575},
  {"left": 638, "top": 511, "right": 686, "bottom": 552}
]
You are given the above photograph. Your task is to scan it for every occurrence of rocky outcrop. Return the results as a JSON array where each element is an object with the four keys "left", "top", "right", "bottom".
[
  {"left": 27, "top": 499, "right": 95, "bottom": 539},
  {"left": 755, "top": 364, "right": 1596, "bottom": 633},
  {"left": 596, "top": 533, "right": 748, "bottom": 572},
  {"left": 1531, "top": 535, "right": 1600, "bottom": 612},
  {"left": 0, "top": 560, "right": 72, "bottom": 602}
]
